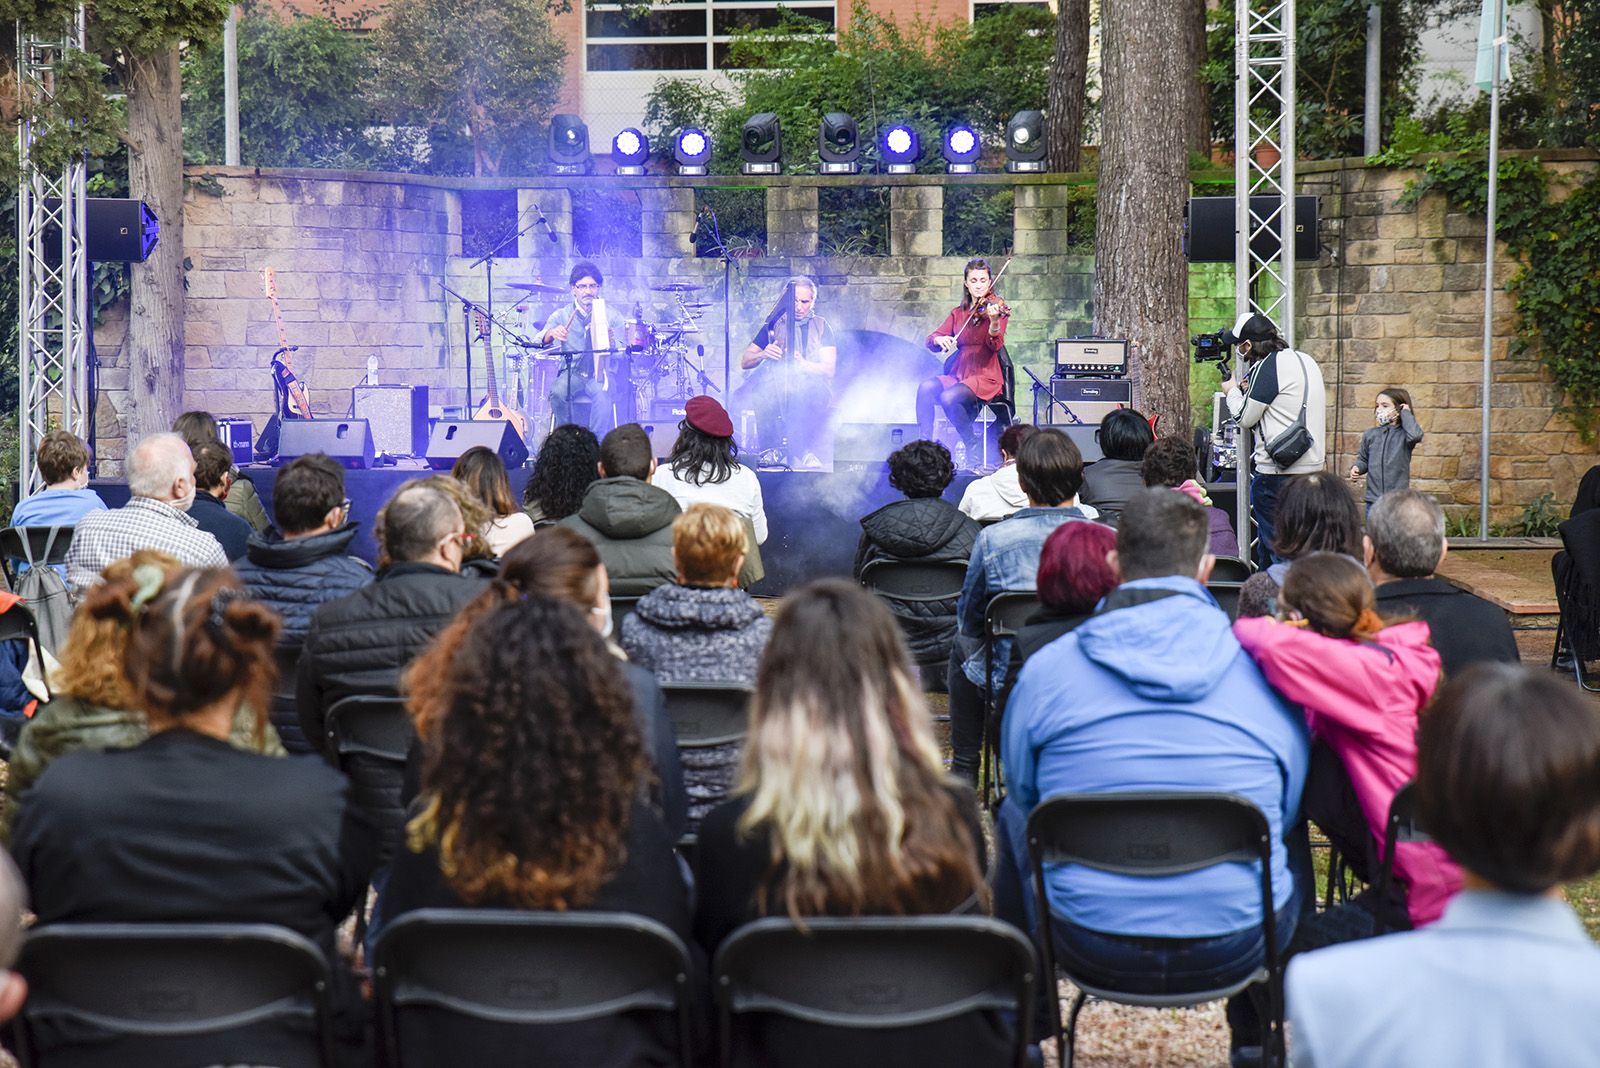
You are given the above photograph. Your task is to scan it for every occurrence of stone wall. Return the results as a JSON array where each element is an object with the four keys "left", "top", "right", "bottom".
[{"left": 1297, "top": 150, "right": 1599, "bottom": 518}]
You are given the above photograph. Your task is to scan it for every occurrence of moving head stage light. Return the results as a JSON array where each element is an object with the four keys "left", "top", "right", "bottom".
[
  {"left": 881, "top": 124, "right": 921, "bottom": 174},
  {"left": 819, "top": 112, "right": 861, "bottom": 174},
  {"left": 943, "top": 123, "right": 980, "bottom": 173},
  {"left": 675, "top": 128, "right": 712, "bottom": 175},
  {"left": 741, "top": 113, "right": 783, "bottom": 175},
  {"left": 612, "top": 128, "right": 649, "bottom": 175},
  {"left": 1005, "top": 110, "right": 1046, "bottom": 173},
  {"left": 548, "top": 114, "right": 592, "bottom": 175}
]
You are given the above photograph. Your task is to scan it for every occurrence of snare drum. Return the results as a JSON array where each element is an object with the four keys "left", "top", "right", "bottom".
[{"left": 624, "top": 320, "right": 655, "bottom": 353}]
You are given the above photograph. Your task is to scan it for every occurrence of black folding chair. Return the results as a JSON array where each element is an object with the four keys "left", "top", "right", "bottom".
[
  {"left": 1371, "top": 781, "right": 1429, "bottom": 937},
  {"left": 372, "top": 909, "right": 694, "bottom": 1068},
  {"left": 0, "top": 526, "right": 74, "bottom": 591},
  {"left": 12, "top": 922, "right": 337, "bottom": 1068},
  {"left": 1025, "top": 792, "right": 1286, "bottom": 1068},
  {"left": 859, "top": 559, "right": 970, "bottom": 668},
  {"left": 1206, "top": 581, "right": 1246, "bottom": 621},
  {"left": 326, "top": 693, "right": 414, "bottom": 935},
  {"left": 1553, "top": 510, "right": 1600, "bottom": 691},
  {"left": 1209, "top": 556, "right": 1252, "bottom": 583},
  {"left": 611, "top": 595, "right": 643, "bottom": 627},
  {"left": 713, "top": 915, "right": 1037, "bottom": 1068},
  {"left": 659, "top": 681, "right": 751, "bottom": 849},
  {"left": 982, "top": 590, "right": 1041, "bottom": 807}
]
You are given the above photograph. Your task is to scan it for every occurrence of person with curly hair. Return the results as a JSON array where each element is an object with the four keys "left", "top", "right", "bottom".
[
  {"left": 694, "top": 580, "right": 998, "bottom": 1066},
  {"left": 12, "top": 567, "right": 380, "bottom": 1065},
  {"left": 3, "top": 551, "right": 283, "bottom": 837},
  {"left": 1140, "top": 434, "right": 1240, "bottom": 558},
  {"left": 403, "top": 526, "right": 687, "bottom": 838},
  {"left": 522, "top": 422, "right": 600, "bottom": 526},
  {"left": 383, "top": 595, "right": 695, "bottom": 1065}
]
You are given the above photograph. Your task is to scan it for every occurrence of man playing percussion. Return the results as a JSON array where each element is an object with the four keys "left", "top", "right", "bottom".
[
  {"left": 538, "top": 261, "right": 630, "bottom": 433},
  {"left": 737, "top": 275, "right": 836, "bottom": 468}
]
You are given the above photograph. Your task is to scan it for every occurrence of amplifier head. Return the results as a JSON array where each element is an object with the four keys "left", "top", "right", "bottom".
[{"left": 1055, "top": 337, "right": 1129, "bottom": 376}]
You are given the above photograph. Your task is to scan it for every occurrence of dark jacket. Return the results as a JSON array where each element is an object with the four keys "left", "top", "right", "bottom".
[
  {"left": 380, "top": 798, "right": 698, "bottom": 1067},
  {"left": 854, "top": 497, "right": 981, "bottom": 664},
  {"left": 296, "top": 562, "right": 489, "bottom": 853},
  {"left": 188, "top": 492, "right": 252, "bottom": 562},
  {"left": 560, "top": 477, "right": 681, "bottom": 596},
  {"left": 235, "top": 524, "right": 373, "bottom": 754},
  {"left": 620, "top": 585, "right": 772, "bottom": 831},
  {"left": 11, "top": 730, "right": 380, "bottom": 1064},
  {"left": 1374, "top": 577, "right": 1519, "bottom": 678},
  {"left": 1079, "top": 458, "right": 1146, "bottom": 527}
]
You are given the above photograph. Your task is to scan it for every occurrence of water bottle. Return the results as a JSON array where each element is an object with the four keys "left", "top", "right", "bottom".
[{"left": 367, "top": 353, "right": 380, "bottom": 386}]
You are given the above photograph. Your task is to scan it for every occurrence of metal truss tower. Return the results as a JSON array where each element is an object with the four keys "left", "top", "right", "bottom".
[
  {"left": 1233, "top": 0, "right": 1297, "bottom": 562},
  {"left": 15, "top": 13, "right": 91, "bottom": 495}
]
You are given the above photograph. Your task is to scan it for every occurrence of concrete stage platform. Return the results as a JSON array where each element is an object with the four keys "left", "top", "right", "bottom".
[{"left": 92, "top": 465, "right": 1241, "bottom": 596}]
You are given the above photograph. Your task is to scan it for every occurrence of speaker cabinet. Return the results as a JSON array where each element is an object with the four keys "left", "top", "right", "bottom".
[
  {"left": 1186, "top": 196, "right": 1320, "bottom": 263},
  {"left": 216, "top": 419, "right": 254, "bottom": 466},
  {"left": 1046, "top": 379, "right": 1130, "bottom": 432},
  {"left": 42, "top": 198, "right": 160, "bottom": 262},
  {"left": 277, "top": 419, "right": 376, "bottom": 470},
  {"left": 353, "top": 385, "right": 429, "bottom": 458},
  {"left": 426, "top": 420, "right": 529, "bottom": 471}
]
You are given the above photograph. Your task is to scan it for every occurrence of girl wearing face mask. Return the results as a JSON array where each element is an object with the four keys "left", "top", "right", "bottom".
[{"left": 1349, "top": 387, "right": 1423, "bottom": 511}]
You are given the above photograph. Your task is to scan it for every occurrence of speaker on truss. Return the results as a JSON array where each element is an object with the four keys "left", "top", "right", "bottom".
[
  {"left": 1186, "top": 195, "right": 1320, "bottom": 263},
  {"left": 277, "top": 419, "right": 376, "bottom": 470},
  {"left": 425, "top": 420, "right": 529, "bottom": 471}
]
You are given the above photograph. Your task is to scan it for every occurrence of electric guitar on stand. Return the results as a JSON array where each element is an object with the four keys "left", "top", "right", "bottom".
[
  {"left": 261, "top": 267, "right": 313, "bottom": 420},
  {"left": 472, "top": 308, "right": 529, "bottom": 437}
]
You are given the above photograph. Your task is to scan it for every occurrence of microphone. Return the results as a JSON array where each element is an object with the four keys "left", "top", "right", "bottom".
[
  {"left": 697, "top": 344, "right": 705, "bottom": 359},
  {"left": 535, "top": 203, "right": 558, "bottom": 244}
]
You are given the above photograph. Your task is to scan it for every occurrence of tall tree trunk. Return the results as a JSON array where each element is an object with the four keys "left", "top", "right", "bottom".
[
  {"left": 126, "top": 47, "right": 186, "bottom": 441},
  {"left": 1094, "top": 0, "right": 1193, "bottom": 437},
  {"left": 1185, "top": 0, "right": 1211, "bottom": 155},
  {"left": 1045, "top": 0, "right": 1089, "bottom": 172}
]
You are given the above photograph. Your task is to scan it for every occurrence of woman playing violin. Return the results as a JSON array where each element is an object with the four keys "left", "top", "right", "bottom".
[{"left": 918, "top": 257, "right": 1009, "bottom": 462}]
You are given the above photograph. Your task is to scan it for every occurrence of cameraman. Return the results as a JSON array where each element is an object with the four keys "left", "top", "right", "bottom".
[{"left": 1219, "top": 312, "right": 1327, "bottom": 566}]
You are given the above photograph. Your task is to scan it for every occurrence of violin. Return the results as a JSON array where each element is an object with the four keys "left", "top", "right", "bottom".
[{"left": 974, "top": 293, "right": 1011, "bottom": 320}]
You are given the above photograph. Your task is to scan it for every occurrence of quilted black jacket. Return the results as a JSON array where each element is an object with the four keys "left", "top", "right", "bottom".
[{"left": 853, "top": 497, "right": 980, "bottom": 663}]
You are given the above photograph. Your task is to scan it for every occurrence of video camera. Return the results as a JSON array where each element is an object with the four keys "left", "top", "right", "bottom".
[{"left": 1191, "top": 329, "right": 1235, "bottom": 364}]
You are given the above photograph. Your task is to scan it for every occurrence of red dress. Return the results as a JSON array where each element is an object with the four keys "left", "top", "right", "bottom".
[{"left": 926, "top": 304, "right": 1007, "bottom": 402}]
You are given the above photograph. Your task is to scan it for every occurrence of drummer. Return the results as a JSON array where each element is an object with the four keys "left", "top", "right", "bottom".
[{"left": 536, "top": 261, "right": 629, "bottom": 433}]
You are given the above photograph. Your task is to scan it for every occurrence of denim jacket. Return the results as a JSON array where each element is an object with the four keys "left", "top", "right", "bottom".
[{"left": 955, "top": 505, "right": 1094, "bottom": 688}]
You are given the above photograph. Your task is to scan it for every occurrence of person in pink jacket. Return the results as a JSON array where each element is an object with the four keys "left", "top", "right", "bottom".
[{"left": 1233, "top": 551, "right": 1461, "bottom": 937}]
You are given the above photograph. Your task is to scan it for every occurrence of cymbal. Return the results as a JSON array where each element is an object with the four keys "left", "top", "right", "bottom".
[
  {"left": 507, "top": 281, "right": 566, "bottom": 294},
  {"left": 650, "top": 281, "right": 703, "bottom": 293},
  {"left": 681, "top": 302, "right": 712, "bottom": 310}
]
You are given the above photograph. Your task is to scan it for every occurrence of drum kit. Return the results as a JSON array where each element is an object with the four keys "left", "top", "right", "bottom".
[{"left": 505, "top": 278, "right": 717, "bottom": 430}]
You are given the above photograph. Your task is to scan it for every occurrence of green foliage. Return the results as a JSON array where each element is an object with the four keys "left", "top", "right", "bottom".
[
  {"left": 943, "top": 186, "right": 1015, "bottom": 257},
  {"left": 643, "top": 3, "right": 1051, "bottom": 175},
  {"left": 818, "top": 187, "right": 889, "bottom": 256},
  {"left": 0, "top": 0, "right": 228, "bottom": 53},
  {"left": 1, "top": 50, "right": 123, "bottom": 188},
  {"left": 572, "top": 188, "right": 644, "bottom": 258},
  {"left": 693, "top": 188, "right": 765, "bottom": 256},
  {"left": 183, "top": 5, "right": 386, "bottom": 169},
  {"left": 367, "top": 0, "right": 565, "bottom": 176},
  {"left": 1510, "top": 492, "right": 1563, "bottom": 537}
]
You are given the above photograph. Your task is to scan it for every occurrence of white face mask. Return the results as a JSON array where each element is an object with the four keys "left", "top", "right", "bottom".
[
  {"left": 593, "top": 601, "right": 614, "bottom": 639},
  {"left": 1375, "top": 409, "right": 1391, "bottom": 427},
  {"left": 173, "top": 486, "right": 196, "bottom": 512}
]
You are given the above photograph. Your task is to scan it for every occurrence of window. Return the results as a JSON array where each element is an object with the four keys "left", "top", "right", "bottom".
[{"left": 585, "top": 0, "right": 836, "bottom": 74}]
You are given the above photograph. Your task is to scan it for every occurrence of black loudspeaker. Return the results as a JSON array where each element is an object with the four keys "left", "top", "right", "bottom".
[
  {"left": 277, "top": 419, "right": 376, "bottom": 470},
  {"left": 426, "top": 420, "right": 529, "bottom": 471},
  {"left": 43, "top": 198, "right": 160, "bottom": 262},
  {"left": 1060, "top": 425, "right": 1105, "bottom": 464},
  {"left": 1186, "top": 196, "right": 1319, "bottom": 263},
  {"left": 353, "top": 385, "right": 429, "bottom": 458}
]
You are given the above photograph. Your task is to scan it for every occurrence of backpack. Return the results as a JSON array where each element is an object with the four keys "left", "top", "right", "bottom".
[{"left": 12, "top": 527, "right": 73, "bottom": 656}]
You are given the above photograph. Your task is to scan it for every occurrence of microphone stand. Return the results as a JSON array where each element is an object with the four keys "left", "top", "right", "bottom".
[
  {"left": 466, "top": 203, "right": 554, "bottom": 410},
  {"left": 1022, "top": 365, "right": 1077, "bottom": 425}
]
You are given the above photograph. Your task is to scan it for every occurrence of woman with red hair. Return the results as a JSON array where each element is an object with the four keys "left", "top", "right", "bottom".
[{"left": 999, "top": 520, "right": 1119, "bottom": 711}]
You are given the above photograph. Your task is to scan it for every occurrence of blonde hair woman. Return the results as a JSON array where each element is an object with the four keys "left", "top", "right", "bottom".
[{"left": 692, "top": 579, "right": 1002, "bottom": 1065}]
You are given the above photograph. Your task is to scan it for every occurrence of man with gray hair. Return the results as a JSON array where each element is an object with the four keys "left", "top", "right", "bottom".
[
  {"left": 1367, "top": 489, "right": 1519, "bottom": 676},
  {"left": 737, "top": 274, "right": 836, "bottom": 467},
  {"left": 64, "top": 432, "right": 227, "bottom": 597}
]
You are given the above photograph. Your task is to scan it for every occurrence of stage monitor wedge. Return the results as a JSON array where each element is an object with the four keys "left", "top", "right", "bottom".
[
  {"left": 426, "top": 420, "right": 529, "bottom": 471},
  {"left": 1186, "top": 196, "right": 1319, "bottom": 263},
  {"left": 277, "top": 419, "right": 376, "bottom": 470}
]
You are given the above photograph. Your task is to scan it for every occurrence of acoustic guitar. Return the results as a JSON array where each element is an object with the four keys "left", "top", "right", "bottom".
[
  {"left": 260, "top": 267, "right": 313, "bottom": 420},
  {"left": 472, "top": 308, "right": 529, "bottom": 437}
]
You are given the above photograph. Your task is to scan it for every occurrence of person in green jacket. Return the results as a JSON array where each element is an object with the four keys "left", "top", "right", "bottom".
[{"left": 3, "top": 550, "right": 282, "bottom": 837}]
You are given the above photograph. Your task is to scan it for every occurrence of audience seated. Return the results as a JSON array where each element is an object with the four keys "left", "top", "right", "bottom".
[
  {"left": 947, "top": 427, "right": 1095, "bottom": 783},
  {"left": 0, "top": 852, "right": 26, "bottom": 1025},
  {"left": 406, "top": 527, "right": 687, "bottom": 838},
  {"left": 651, "top": 395, "right": 769, "bottom": 549},
  {"left": 957, "top": 423, "right": 1037, "bottom": 522},
  {"left": 1234, "top": 552, "right": 1460, "bottom": 940},
  {"left": 11, "top": 567, "right": 378, "bottom": 1064},
  {"left": 694, "top": 580, "right": 1002, "bottom": 1067},
  {"left": 1365, "top": 489, "right": 1519, "bottom": 675},
  {"left": 172, "top": 410, "right": 270, "bottom": 532},
  {"left": 451, "top": 445, "right": 535, "bottom": 556},
  {"left": 999, "top": 519, "right": 1118, "bottom": 707},
  {"left": 8, "top": 429, "right": 106, "bottom": 531},
  {"left": 621, "top": 504, "right": 770, "bottom": 829},
  {"left": 296, "top": 479, "right": 490, "bottom": 767},
  {"left": 1236, "top": 471, "right": 1362, "bottom": 618},
  {"left": 1078, "top": 408, "right": 1154, "bottom": 527},
  {"left": 65, "top": 433, "right": 228, "bottom": 597},
  {"left": 561, "top": 424, "right": 684, "bottom": 596},
  {"left": 4, "top": 551, "right": 284, "bottom": 836},
  {"left": 382, "top": 594, "right": 696, "bottom": 1066},
  {"left": 234, "top": 454, "right": 373, "bottom": 754},
  {"left": 993, "top": 488, "right": 1309, "bottom": 1060},
  {"left": 522, "top": 422, "right": 600, "bottom": 526},
  {"left": 1140, "top": 434, "right": 1240, "bottom": 558},
  {"left": 420, "top": 474, "right": 502, "bottom": 578},
  {"left": 1288, "top": 664, "right": 1600, "bottom": 1066},
  {"left": 854, "top": 439, "right": 981, "bottom": 668},
  {"left": 187, "top": 439, "right": 253, "bottom": 562}
]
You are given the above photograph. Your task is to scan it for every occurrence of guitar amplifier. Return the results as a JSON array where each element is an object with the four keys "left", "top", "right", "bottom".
[
  {"left": 217, "top": 419, "right": 254, "bottom": 465},
  {"left": 1047, "top": 378, "right": 1131, "bottom": 429},
  {"left": 353, "top": 385, "right": 429, "bottom": 458}
]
